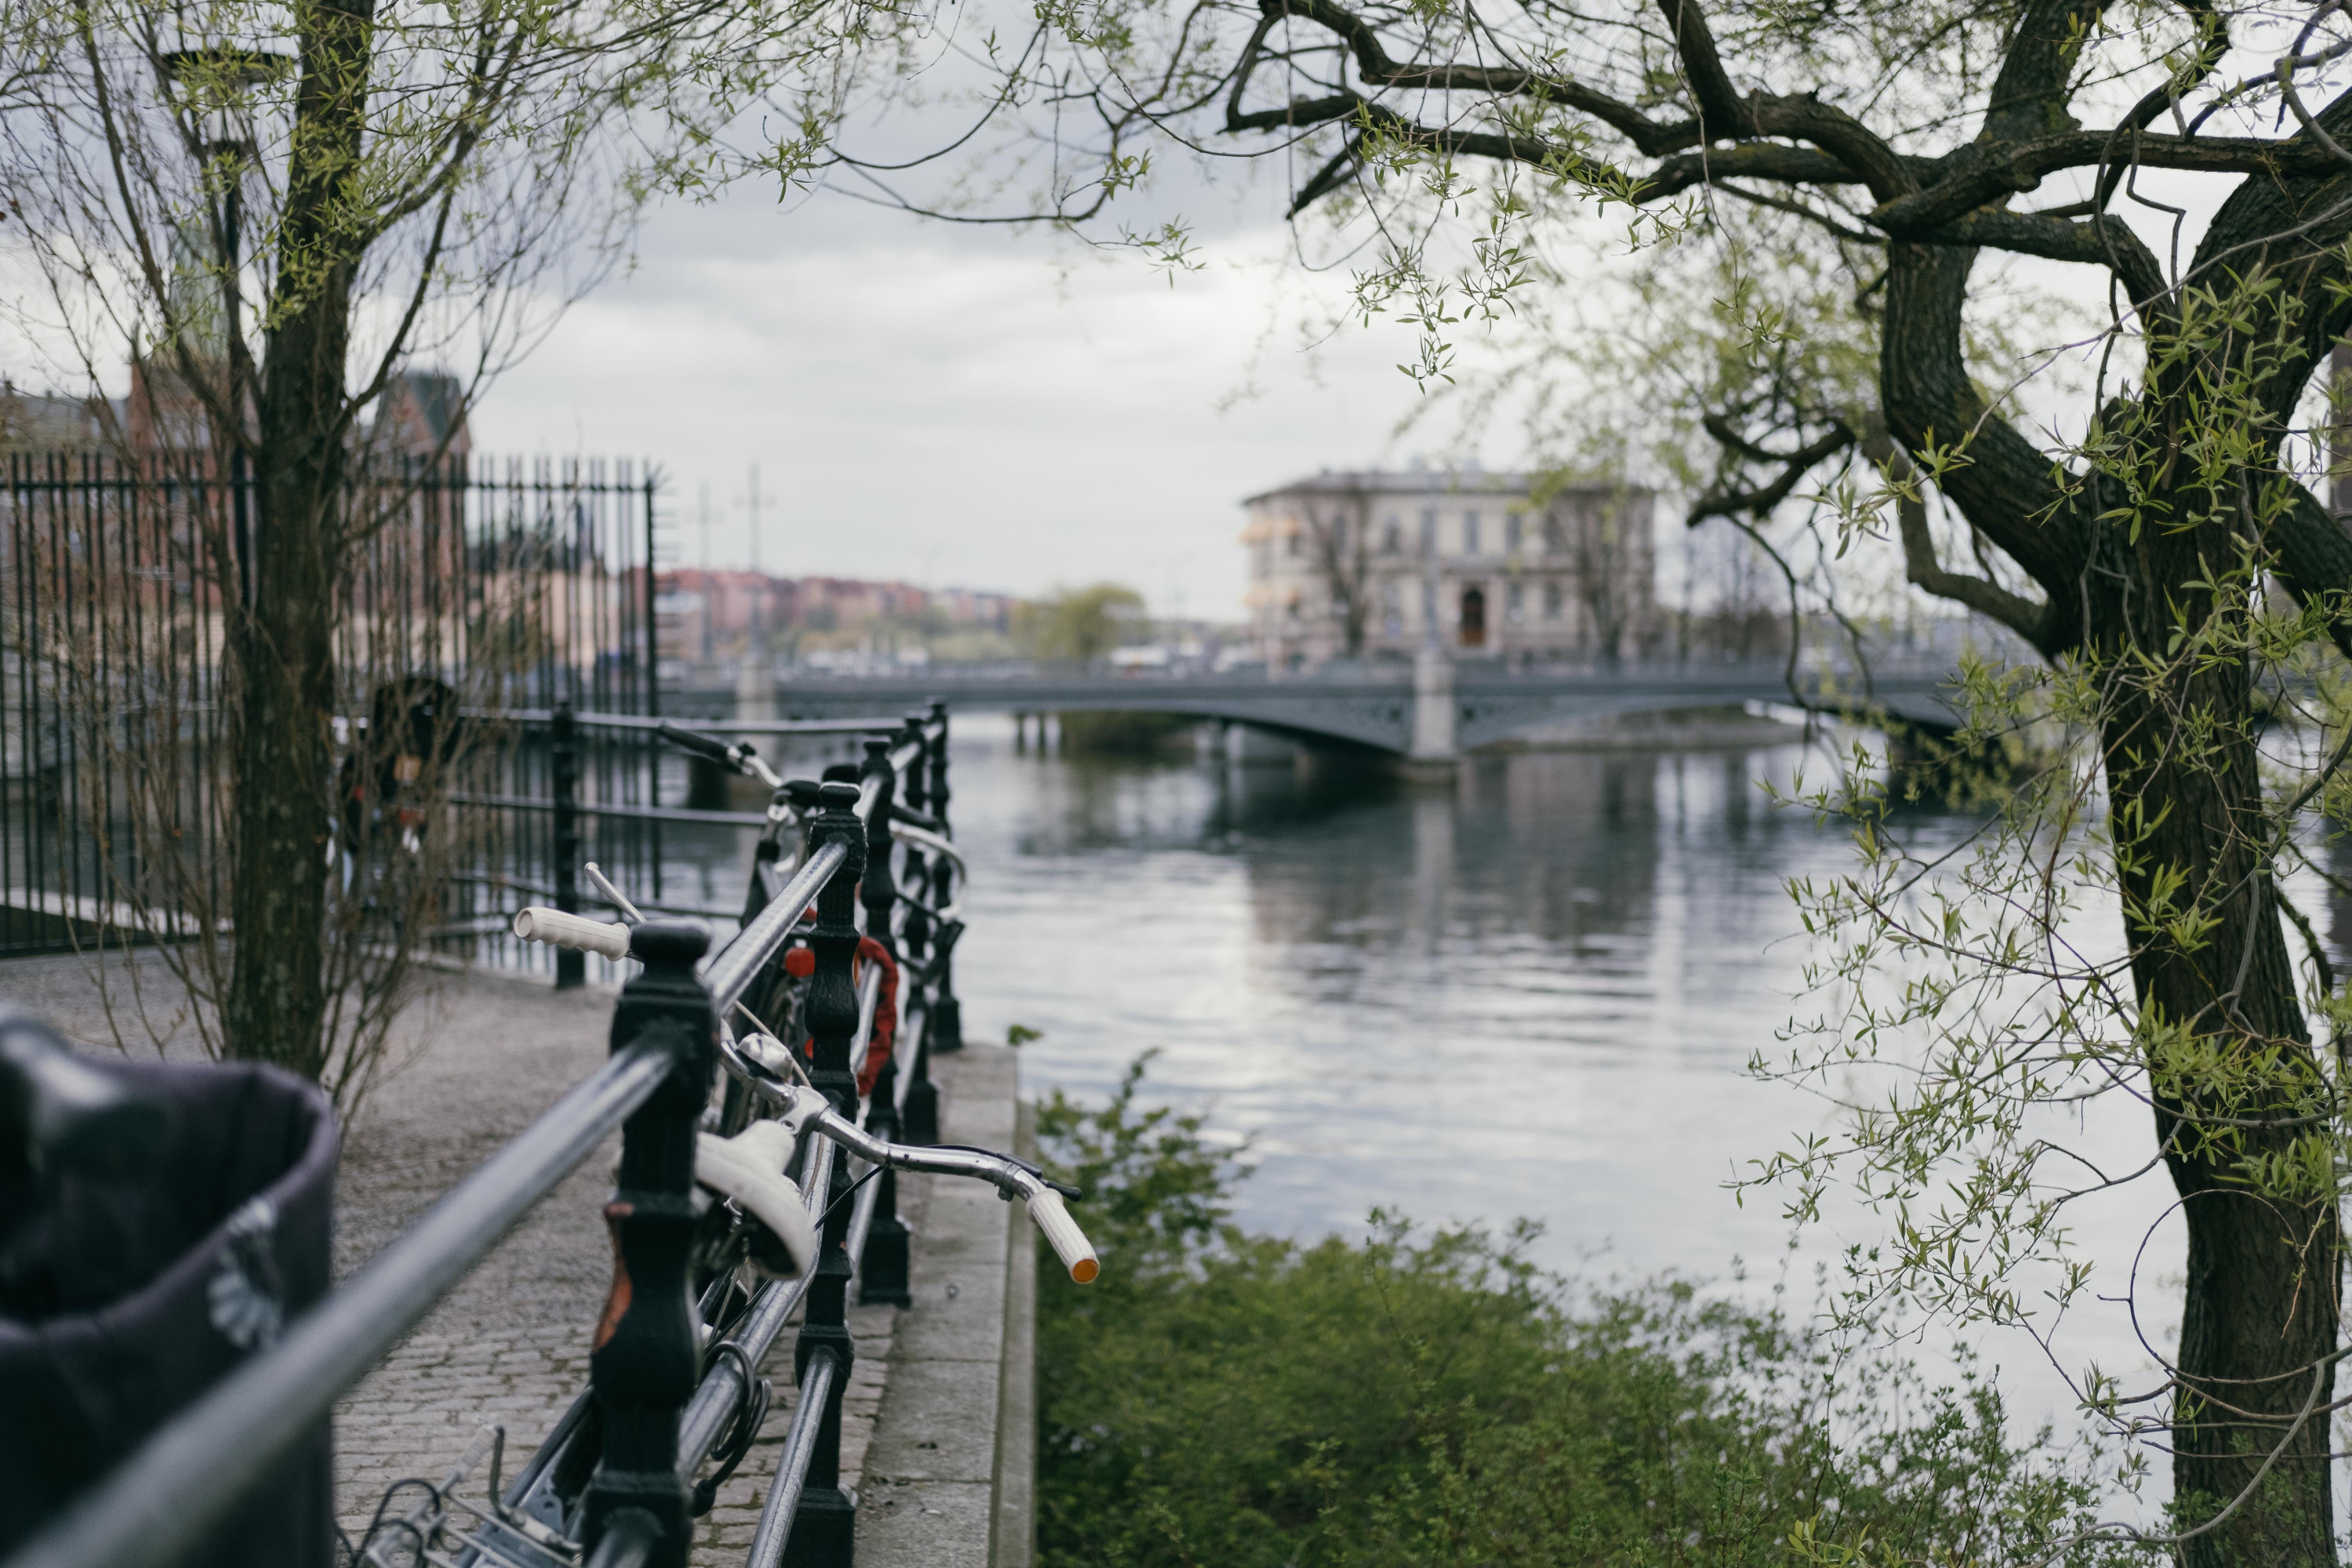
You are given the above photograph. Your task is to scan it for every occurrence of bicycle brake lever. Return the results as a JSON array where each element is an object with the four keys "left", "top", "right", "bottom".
[
  {"left": 772, "top": 1083, "right": 832, "bottom": 1138},
  {"left": 581, "top": 862, "right": 644, "bottom": 925}
]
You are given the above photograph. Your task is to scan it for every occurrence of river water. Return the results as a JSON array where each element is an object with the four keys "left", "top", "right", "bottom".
[
  {"left": 949, "top": 718, "right": 1842, "bottom": 1272},
  {"left": 928, "top": 716, "right": 2220, "bottom": 1465},
  {"left": 669, "top": 712, "right": 2352, "bottom": 1490}
]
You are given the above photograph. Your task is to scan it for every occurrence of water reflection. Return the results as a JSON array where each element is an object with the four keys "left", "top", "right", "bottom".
[{"left": 943, "top": 719, "right": 1864, "bottom": 1271}]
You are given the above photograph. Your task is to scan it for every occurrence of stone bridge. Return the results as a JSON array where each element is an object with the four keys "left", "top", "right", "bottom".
[{"left": 675, "top": 658, "right": 1969, "bottom": 760}]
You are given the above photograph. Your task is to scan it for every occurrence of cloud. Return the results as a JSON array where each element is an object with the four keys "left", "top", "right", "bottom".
[{"left": 471, "top": 192, "right": 1459, "bottom": 617}]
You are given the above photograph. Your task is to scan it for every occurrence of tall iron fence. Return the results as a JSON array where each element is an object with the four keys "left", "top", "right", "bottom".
[{"left": 0, "top": 450, "right": 666, "bottom": 960}]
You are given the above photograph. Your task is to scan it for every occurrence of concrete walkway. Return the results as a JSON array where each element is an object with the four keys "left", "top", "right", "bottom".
[
  {"left": 855, "top": 1044, "right": 1035, "bottom": 1568},
  {"left": 0, "top": 951, "right": 1033, "bottom": 1567}
]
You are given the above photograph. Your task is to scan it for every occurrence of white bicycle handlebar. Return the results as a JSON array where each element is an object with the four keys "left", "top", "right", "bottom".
[
  {"left": 511, "top": 906, "right": 631, "bottom": 961},
  {"left": 770, "top": 1085, "right": 1098, "bottom": 1283},
  {"left": 1022, "top": 1189, "right": 1100, "bottom": 1283}
]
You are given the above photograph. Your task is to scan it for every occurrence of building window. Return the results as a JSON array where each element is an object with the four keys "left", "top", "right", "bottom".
[
  {"left": 1286, "top": 529, "right": 1301, "bottom": 557},
  {"left": 1383, "top": 516, "right": 1403, "bottom": 554},
  {"left": 1464, "top": 510, "right": 1482, "bottom": 555},
  {"left": 1544, "top": 513, "right": 1566, "bottom": 554},
  {"left": 1543, "top": 580, "right": 1563, "bottom": 620},
  {"left": 1505, "top": 515, "right": 1523, "bottom": 553},
  {"left": 1382, "top": 580, "right": 1403, "bottom": 635},
  {"left": 1419, "top": 510, "right": 1437, "bottom": 554},
  {"left": 1459, "top": 585, "right": 1486, "bottom": 647},
  {"left": 1505, "top": 581, "right": 1525, "bottom": 622}
]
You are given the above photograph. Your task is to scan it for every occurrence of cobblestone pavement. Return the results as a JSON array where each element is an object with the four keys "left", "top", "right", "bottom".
[{"left": 338, "top": 1301, "right": 902, "bottom": 1565}]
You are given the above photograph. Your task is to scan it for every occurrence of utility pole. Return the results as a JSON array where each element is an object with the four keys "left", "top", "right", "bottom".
[
  {"left": 737, "top": 462, "right": 775, "bottom": 735},
  {"left": 698, "top": 481, "right": 713, "bottom": 663},
  {"left": 746, "top": 462, "right": 764, "bottom": 662}
]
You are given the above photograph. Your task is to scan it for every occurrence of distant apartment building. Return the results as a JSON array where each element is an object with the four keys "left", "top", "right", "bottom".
[
  {"left": 5, "top": 368, "right": 467, "bottom": 467},
  {"left": 0, "top": 384, "right": 114, "bottom": 451},
  {"left": 374, "top": 372, "right": 472, "bottom": 465},
  {"left": 1242, "top": 469, "right": 1657, "bottom": 666}
]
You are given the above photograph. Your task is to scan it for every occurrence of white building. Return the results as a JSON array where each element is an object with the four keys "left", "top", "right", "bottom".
[{"left": 1241, "top": 469, "right": 1657, "bottom": 667}]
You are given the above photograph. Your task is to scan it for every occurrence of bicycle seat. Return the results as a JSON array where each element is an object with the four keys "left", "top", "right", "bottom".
[{"left": 694, "top": 1121, "right": 817, "bottom": 1278}]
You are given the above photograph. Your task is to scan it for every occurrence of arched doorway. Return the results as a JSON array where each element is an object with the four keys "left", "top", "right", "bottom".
[{"left": 1459, "top": 584, "right": 1486, "bottom": 647}]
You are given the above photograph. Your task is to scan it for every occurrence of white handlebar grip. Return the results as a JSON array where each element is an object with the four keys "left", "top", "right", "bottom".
[
  {"left": 511, "top": 906, "right": 631, "bottom": 961},
  {"left": 1025, "top": 1189, "right": 1099, "bottom": 1283}
]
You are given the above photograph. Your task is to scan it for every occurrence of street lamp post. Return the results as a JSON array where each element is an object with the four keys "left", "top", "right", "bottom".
[{"left": 159, "top": 48, "right": 289, "bottom": 609}]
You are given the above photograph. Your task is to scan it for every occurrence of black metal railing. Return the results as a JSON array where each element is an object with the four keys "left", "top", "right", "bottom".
[
  {"left": 0, "top": 702, "right": 975, "bottom": 1568},
  {"left": 0, "top": 451, "right": 665, "bottom": 960},
  {"left": 450, "top": 706, "right": 918, "bottom": 984}
]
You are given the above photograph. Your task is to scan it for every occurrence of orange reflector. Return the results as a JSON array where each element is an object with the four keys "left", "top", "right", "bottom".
[
  {"left": 783, "top": 948, "right": 815, "bottom": 978},
  {"left": 1071, "top": 1258, "right": 1099, "bottom": 1284}
]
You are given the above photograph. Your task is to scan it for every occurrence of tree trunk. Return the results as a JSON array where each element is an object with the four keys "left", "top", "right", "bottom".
[
  {"left": 2094, "top": 514, "right": 2339, "bottom": 1566},
  {"left": 223, "top": 0, "right": 372, "bottom": 1077},
  {"left": 1882, "top": 232, "right": 2339, "bottom": 1561}
]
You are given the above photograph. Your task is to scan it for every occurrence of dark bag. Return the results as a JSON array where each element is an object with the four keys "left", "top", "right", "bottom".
[{"left": 0, "top": 1054, "right": 340, "bottom": 1566}]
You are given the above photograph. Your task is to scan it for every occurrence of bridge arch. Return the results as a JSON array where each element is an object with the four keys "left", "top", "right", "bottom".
[{"left": 699, "top": 663, "right": 1964, "bottom": 758}]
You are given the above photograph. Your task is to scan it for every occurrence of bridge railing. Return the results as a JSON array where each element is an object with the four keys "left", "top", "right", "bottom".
[
  {"left": 2, "top": 704, "right": 996, "bottom": 1568},
  {"left": 724, "top": 648, "right": 1976, "bottom": 691}
]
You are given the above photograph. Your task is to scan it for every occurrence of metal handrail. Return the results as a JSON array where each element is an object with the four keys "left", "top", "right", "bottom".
[
  {"left": 848, "top": 963, "right": 884, "bottom": 1069},
  {"left": 677, "top": 1135, "right": 834, "bottom": 1476},
  {"left": 743, "top": 1349, "right": 844, "bottom": 1568},
  {"left": 468, "top": 707, "right": 920, "bottom": 737},
  {"left": 703, "top": 840, "right": 849, "bottom": 1019},
  {"left": 452, "top": 791, "right": 768, "bottom": 829},
  {"left": 892, "top": 822, "right": 964, "bottom": 874},
  {"left": 895, "top": 993, "right": 928, "bottom": 1116},
  {"left": 846, "top": 1160, "right": 887, "bottom": 1283},
  {"left": 2, "top": 1041, "right": 677, "bottom": 1568},
  {"left": 740, "top": 1109, "right": 853, "bottom": 1567},
  {"left": 853, "top": 739, "right": 925, "bottom": 822}
]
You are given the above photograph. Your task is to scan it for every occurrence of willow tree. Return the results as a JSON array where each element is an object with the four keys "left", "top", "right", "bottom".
[
  {"left": 955, "top": 0, "right": 2352, "bottom": 1557},
  {"left": 0, "top": 0, "right": 916, "bottom": 1094}
]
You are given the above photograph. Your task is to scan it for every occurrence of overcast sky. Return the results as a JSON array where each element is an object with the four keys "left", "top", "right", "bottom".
[
  {"left": 470, "top": 165, "right": 1484, "bottom": 622},
  {"left": 461, "top": 140, "right": 2196, "bottom": 629}
]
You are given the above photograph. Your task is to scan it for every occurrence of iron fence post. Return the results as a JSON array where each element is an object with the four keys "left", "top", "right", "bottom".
[
  {"left": 578, "top": 919, "right": 717, "bottom": 1568},
  {"left": 641, "top": 471, "right": 665, "bottom": 906},
  {"left": 926, "top": 699, "right": 963, "bottom": 1054},
  {"left": 788, "top": 782, "right": 866, "bottom": 1566},
  {"left": 552, "top": 702, "right": 585, "bottom": 989},
  {"left": 858, "top": 734, "right": 898, "bottom": 959},
  {"left": 898, "top": 713, "right": 932, "bottom": 971},
  {"left": 857, "top": 728, "right": 913, "bottom": 1307}
]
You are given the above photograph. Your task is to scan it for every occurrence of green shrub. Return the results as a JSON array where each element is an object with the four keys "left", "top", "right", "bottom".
[{"left": 1034, "top": 1058, "right": 2148, "bottom": 1568}]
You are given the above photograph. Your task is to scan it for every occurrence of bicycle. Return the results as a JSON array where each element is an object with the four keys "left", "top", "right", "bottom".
[{"left": 341, "top": 713, "right": 1089, "bottom": 1568}]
